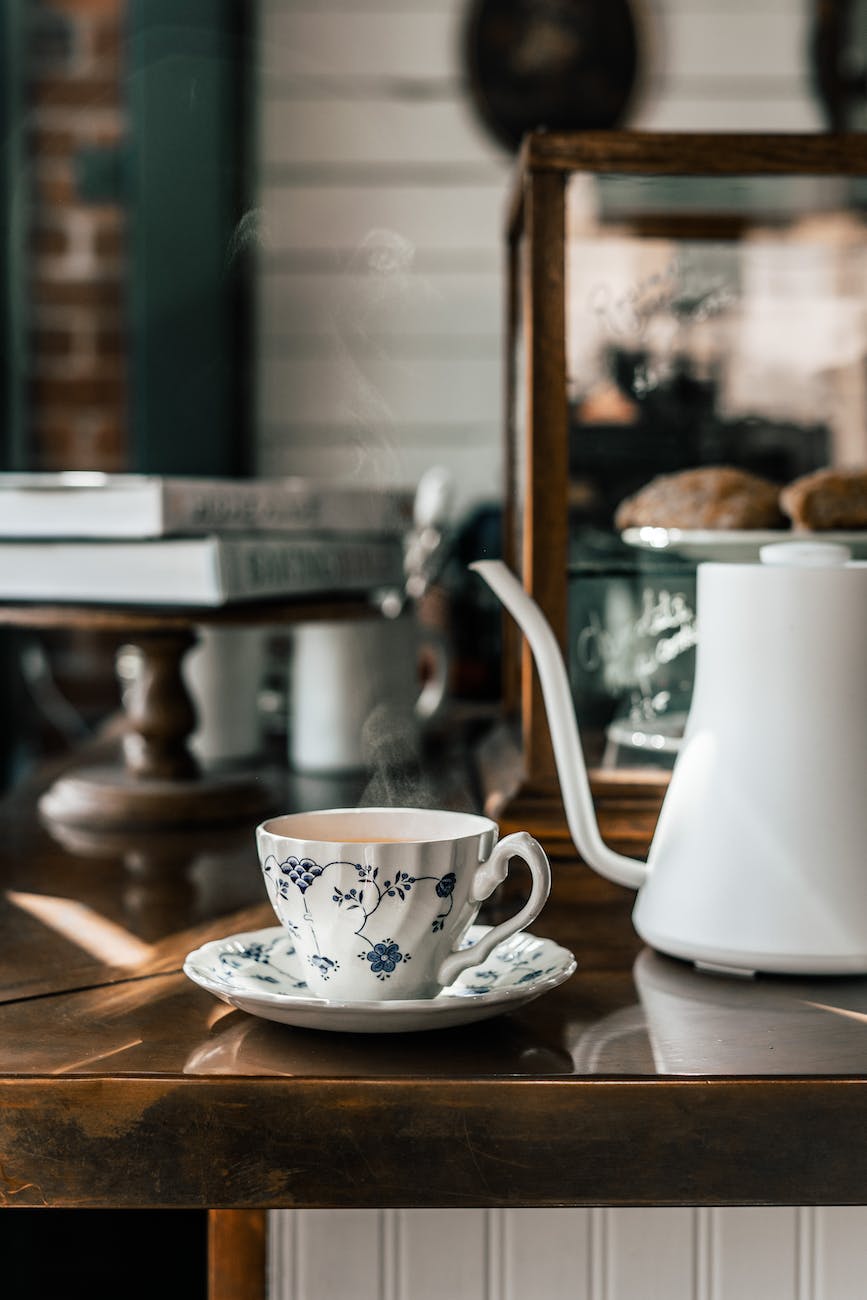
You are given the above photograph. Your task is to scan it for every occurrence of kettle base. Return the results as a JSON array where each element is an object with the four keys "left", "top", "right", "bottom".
[
  {"left": 637, "top": 922, "right": 867, "bottom": 977},
  {"left": 693, "top": 959, "right": 756, "bottom": 979}
]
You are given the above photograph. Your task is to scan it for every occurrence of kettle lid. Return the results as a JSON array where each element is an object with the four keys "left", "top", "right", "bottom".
[{"left": 759, "top": 540, "right": 852, "bottom": 567}]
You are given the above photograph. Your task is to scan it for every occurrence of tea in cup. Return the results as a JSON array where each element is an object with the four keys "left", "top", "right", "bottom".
[{"left": 256, "top": 807, "right": 551, "bottom": 1001}]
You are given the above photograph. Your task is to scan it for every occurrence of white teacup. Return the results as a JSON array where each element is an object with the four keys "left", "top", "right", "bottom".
[{"left": 256, "top": 807, "right": 551, "bottom": 1001}]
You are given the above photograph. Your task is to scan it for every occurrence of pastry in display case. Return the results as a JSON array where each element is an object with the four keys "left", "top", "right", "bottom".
[{"left": 496, "top": 131, "right": 867, "bottom": 859}]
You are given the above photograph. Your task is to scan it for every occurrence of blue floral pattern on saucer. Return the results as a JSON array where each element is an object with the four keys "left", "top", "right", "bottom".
[
  {"left": 212, "top": 931, "right": 307, "bottom": 993},
  {"left": 183, "top": 926, "right": 577, "bottom": 1034}
]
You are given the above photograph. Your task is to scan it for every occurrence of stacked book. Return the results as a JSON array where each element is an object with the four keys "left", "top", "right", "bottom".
[{"left": 0, "top": 473, "right": 412, "bottom": 606}]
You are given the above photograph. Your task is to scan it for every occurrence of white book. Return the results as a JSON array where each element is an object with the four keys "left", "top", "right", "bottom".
[
  {"left": 0, "top": 534, "right": 405, "bottom": 606},
  {"left": 0, "top": 473, "right": 414, "bottom": 539}
]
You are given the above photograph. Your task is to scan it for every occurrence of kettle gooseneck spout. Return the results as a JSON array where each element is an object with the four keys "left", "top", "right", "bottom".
[{"left": 471, "top": 560, "right": 648, "bottom": 890}]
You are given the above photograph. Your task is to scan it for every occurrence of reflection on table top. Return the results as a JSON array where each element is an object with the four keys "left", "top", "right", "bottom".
[
  {"left": 4, "top": 907, "right": 867, "bottom": 1080},
  {"left": 0, "top": 760, "right": 866, "bottom": 1208}
]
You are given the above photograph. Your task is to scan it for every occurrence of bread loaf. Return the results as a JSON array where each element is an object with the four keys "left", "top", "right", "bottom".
[
  {"left": 615, "top": 466, "right": 784, "bottom": 531},
  {"left": 780, "top": 467, "right": 867, "bottom": 530}
]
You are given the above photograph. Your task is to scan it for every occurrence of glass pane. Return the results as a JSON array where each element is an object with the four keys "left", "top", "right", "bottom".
[
  {"left": 568, "top": 548, "right": 696, "bottom": 770},
  {"left": 564, "top": 169, "right": 867, "bottom": 768}
]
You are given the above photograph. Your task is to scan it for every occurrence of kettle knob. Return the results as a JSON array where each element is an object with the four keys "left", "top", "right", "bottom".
[{"left": 759, "top": 541, "right": 851, "bottom": 566}]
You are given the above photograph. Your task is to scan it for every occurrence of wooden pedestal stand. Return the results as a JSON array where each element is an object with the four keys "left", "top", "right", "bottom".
[{"left": 0, "top": 596, "right": 374, "bottom": 832}]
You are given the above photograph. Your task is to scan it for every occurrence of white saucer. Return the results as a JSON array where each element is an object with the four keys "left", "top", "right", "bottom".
[{"left": 183, "top": 925, "right": 576, "bottom": 1034}]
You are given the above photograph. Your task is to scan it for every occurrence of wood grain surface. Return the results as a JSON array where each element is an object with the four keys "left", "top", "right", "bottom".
[
  {"left": 522, "top": 130, "right": 867, "bottom": 175},
  {"left": 209, "top": 1210, "right": 267, "bottom": 1300}
]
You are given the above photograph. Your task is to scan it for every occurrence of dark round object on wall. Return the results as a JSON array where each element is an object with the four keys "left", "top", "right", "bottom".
[
  {"left": 809, "top": 0, "right": 867, "bottom": 130},
  {"left": 462, "top": 0, "right": 640, "bottom": 152}
]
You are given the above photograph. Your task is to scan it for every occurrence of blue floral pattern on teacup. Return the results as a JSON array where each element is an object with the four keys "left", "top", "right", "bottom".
[
  {"left": 262, "top": 853, "right": 455, "bottom": 982},
  {"left": 365, "top": 940, "right": 407, "bottom": 976},
  {"left": 270, "top": 856, "right": 324, "bottom": 900},
  {"left": 309, "top": 954, "right": 339, "bottom": 980}
]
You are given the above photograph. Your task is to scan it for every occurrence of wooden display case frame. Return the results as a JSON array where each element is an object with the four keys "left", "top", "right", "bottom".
[{"left": 496, "top": 130, "right": 867, "bottom": 862}]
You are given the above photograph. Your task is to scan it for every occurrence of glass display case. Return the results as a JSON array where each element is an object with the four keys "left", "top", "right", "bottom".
[{"left": 503, "top": 132, "right": 867, "bottom": 845}]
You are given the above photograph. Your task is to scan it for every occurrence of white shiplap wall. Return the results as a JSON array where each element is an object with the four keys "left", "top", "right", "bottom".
[
  {"left": 255, "top": 0, "right": 508, "bottom": 514},
  {"left": 256, "top": 3, "right": 850, "bottom": 1296},
  {"left": 254, "top": 0, "right": 823, "bottom": 516}
]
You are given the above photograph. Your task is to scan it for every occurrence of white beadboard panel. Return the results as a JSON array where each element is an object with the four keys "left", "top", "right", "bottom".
[
  {"left": 259, "top": 0, "right": 806, "bottom": 24},
  {"left": 815, "top": 1207, "right": 867, "bottom": 1300},
  {"left": 695, "top": 1207, "right": 713, "bottom": 1300},
  {"left": 259, "top": 356, "right": 501, "bottom": 425},
  {"left": 634, "top": 93, "right": 822, "bottom": 132},
  {"left": 797, "top": 1206, "right": 817, "bottom": 1300},
  {"left": 258, "top": 2, "right": 816, "bottom": 92},
  {"left": 663, "top": 10, "right": 811, "bottom": 81},
  {"left": 502, "top": 1208, "right": 592, "bottom": 1300},
  {"left": 268, "top": 1205, "right": 867, "bottom": 1300},
  {"left": 269, "top": 1209, "right": 393, "bottom": 1300},
  {"left": 258, "top": 270, "right": 502, "bottom": 345},
  {"left": 604, "top": 1208, "right": 695, "bottom": 1300},
  {"left": 664, "top": 0, "right": 809, "bottom": 10},
  {"left": 263, "top": 0, "right": 801, "bottom": 12},
  {"left": 396, "top": 1209, "right": 488, "bottom": 1300},
  {"left": 262, "top": 0, "right": 462, "bottom": 12},
  {"left": 269, "top": 1208, "right": 292, "bottom": 1300},
  {"left": 259, "top": 333, "right": 501, "bottom": 361},
  {"left": 262, "top": 184, "right": 507, "bottom": 254},
  {"left": 258, "top": 420, "right": 497, "bottom": 450},
  {"left": 261, "top": 11, "right": 459, "bottom": 82},
  {"left": 262, "top": 97, "right": 499, "bottom": 168},
  {"left": 257, "top": 436, "right": 501, "bottom": 512},
  {"left": 296, "top": 1209, "right": 383, "bottom": 1300},
  {"left": 711, "top": 1207, "right": 799, "bottom": 1300},
  {"left": 381, "top": 1209, "right": 400, "bottom": 1300}
]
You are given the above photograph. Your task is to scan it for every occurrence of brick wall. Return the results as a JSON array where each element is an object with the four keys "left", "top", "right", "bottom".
[
  {"left": 9, "top": 0, "right": 131, "bottom": 774},
  {"left": 27, "top": 0, "right": 128, "bottom": 471}
]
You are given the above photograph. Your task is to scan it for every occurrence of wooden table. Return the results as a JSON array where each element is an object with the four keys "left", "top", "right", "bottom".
[{"left": 0, "top": 752, "right": 866, "bottom": 1298}]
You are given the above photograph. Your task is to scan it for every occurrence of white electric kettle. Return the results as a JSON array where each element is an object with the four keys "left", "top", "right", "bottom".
[{"left": 473, "top": 542, "right": 867, "bottom": 974}]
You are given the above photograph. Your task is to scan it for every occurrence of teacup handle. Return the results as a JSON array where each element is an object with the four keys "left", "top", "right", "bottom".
[{"left": 437, "top": 831, "right": 552, "bottom": 987}]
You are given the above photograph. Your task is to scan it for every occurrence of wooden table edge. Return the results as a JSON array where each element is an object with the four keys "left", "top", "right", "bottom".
[{"left": 0, "top": 1075, "right": 864, "bottom": 1209}]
